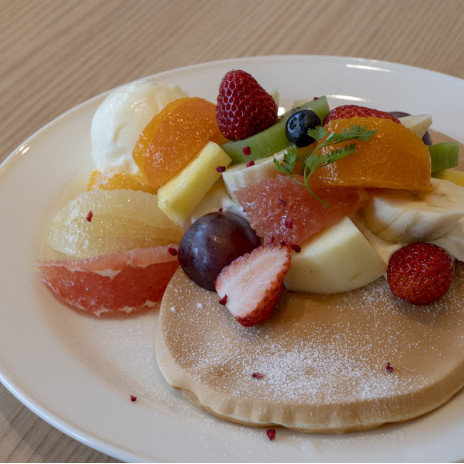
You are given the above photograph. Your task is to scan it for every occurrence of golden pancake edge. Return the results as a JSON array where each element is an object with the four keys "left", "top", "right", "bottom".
[{"left": 155, "top": 130, "right": 464, "bottom": 433}]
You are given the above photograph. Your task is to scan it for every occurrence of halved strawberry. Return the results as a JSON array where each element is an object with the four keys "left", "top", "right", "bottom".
[{"left": 215, "top": 245, "right": 291, "bottom": 327}]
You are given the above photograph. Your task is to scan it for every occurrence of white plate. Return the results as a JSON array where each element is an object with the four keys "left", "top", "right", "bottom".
[{"left": 1, "top": 55, "right": 464, "bottom": 462}]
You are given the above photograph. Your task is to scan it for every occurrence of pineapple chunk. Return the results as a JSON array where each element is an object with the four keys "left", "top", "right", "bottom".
[
  {"left": 434, "top": 168, "right": 464, "bottom": 187},
  {"left": 157, "top": 142, "right": 232, "bottom": 225}
]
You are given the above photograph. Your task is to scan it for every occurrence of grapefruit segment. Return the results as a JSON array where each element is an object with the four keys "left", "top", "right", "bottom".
[
  {"left": 38, "top": 246, "right": 179, "bottom": 318},
  {"left": 235, "top": 174, "right": 368, "bottom": 246},
  {"left": 47, "top": 190, "right": 182, "bottom": 258}
]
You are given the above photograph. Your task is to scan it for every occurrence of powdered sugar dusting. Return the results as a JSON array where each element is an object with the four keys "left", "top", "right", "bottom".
[{"left": 158, "top": 264, "right": 464, "bottom": 428}]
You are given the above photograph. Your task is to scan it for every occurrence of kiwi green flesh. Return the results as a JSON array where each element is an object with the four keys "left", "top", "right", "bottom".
[
  {"left": 429, "top": 142, "right": 460, "bottom": 174},
  {"left": 221, "top": 96, "right": 330, "bottom": 164}
]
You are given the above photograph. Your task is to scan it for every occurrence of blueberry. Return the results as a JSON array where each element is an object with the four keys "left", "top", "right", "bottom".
[{"left": 285, "top": 109, "right": 320, "bottom": 147}]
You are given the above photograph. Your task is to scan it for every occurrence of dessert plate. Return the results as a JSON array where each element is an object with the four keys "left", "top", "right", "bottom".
[{"left": 1, "top": 55, "right": 464, "bottom": 462}]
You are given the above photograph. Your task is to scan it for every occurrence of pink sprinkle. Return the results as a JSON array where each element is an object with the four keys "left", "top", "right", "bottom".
[
  {"left": 290, "top": 244, "right": 301, "bottom": 253},
  {"left": 130, "top": 395, "right": 137, "bottom": 402},
  {"left": 386, "top": 362, "right": 394, "bottom": 372},
  {"left": 242, "top": 146, "right": 251, "bottom": 156},
  {"left": 278, "top": 198, "right": 286, "bottom": 207},
  {"left": 219, "top": 295, "right": 228, "bottom": 305},
  {"left": 216, "top": 166, "right": 226, "bottom": 172},
  {"left": 167, "top": 247, "right": 178, "bottom": 256},
  {"left": 251, "top": 372, "right": 263, "bottom": 379},
  {"left": 246, "top": 160, "right": 255, "bottom": 167},
  {"left": 86, "top": 211, "right": 93, "bottom": 222},
  {"left": 266, "top": 429, "right": 276, "bottom": 441},
  {"left": 284, "top": 218, "right": 293, "bottom": 229}
]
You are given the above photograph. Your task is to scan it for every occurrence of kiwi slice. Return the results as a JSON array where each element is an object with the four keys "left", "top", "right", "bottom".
[
  {"left": 429, "top": 142, "right": 460, "bottom": 174},
  {"left": 221, "top": 96, "right": 330, "bottom": 164}
]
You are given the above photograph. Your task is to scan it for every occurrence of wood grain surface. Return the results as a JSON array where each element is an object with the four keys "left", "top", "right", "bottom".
[{"left": 1, "top": 0, "right": 464, "bottom": 461}]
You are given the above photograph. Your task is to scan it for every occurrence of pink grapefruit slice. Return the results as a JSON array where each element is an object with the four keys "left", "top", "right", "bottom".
[
  {"left": 38, "top": 246, "right": 179, "bottom": 318},
  {"left": 235, "top": 174, "right": 367, "bottom": 246}
]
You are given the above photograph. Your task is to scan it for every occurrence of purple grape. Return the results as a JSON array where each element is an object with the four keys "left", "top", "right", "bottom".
[
  {"left": 178, "top": 212, "right": 261, "bottom": 290},
  {"left": 389, "top": 111, "right": 432, "bottom": 145}
]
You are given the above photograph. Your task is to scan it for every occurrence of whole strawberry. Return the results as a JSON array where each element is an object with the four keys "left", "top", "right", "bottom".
[
  {"left": 387, "top": 242, "right": 454, "bottom": 305},
  {"left": 323, "top": 105, "right": 400, "bottom": 125},
  {"left": 216, "top": 70, "right": 278, "bottom": 140}
]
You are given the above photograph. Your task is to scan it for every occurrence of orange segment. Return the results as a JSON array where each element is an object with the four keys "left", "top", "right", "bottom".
[
  {"left": 132, "top": 97, "right": 227, "bottom": 190},
  {"left": 312, "top": 117, "right": 431, "bottom": 191},
  {"left": 86, "top": 169, "right": 157, "bottom": 193}
]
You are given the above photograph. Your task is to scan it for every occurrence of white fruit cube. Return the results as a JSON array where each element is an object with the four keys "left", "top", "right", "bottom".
[
  {"left": 284, "top": 217, "right": 387, "bottom": 294},
  {"left": 398, "top": 114, "right": 432, "bottom": 139},
  {"left": 157, "top": 142, "right": 232, "bottom": 226}
]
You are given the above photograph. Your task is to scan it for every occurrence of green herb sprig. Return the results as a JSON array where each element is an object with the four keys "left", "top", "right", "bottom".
[{"left": 274, "top": 125, "right": 377, "bottom": 207}]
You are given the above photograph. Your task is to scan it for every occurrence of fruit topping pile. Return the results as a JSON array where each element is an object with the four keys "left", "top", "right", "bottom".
[{"left": 38, "top": 69, "right": 464, "bottom": 326}]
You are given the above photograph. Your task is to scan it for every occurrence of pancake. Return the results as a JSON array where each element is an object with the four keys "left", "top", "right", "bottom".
[
  {"left": 155, "top": 130, "right": 464, "bottom": 433},
  {"left": 156, "top": 264, "right": 464, "bottom": 433}
]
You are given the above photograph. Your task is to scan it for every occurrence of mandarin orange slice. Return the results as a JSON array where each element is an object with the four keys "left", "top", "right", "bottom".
[
  {"left": 87, "top": 169, "right": 157, "bottom": 193},
  {"left": 132, "top": 97, "right": 227, "bottom": 190},
  {"left": 312, "top": 117, "right": 431, "bottom": 191}
]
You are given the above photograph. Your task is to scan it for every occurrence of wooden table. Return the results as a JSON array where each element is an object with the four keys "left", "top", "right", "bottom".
[{"left": 1, "top": 0, "right": 464, "bottom": 461}]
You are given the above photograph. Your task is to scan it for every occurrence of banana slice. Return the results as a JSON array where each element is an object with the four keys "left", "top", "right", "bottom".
[
  {"left": 222, "top": 150, "right": 286, "bottom": 202},
  {"left": 431, "top": 218, "right": 464, "bottom": 261},
  {"left": 360, "top": 178, "right": 464, "bottom": 243}
]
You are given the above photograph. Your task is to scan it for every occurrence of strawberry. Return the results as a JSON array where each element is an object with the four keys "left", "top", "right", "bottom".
[
  {"left": 323, "top": 105, "right": 400, "bottom": 125},
  {"left": 216, "top": 70, "right": 278, "bottom": 140},
  {"left": 387, "top": 242, "right": 454, "bottom": 305},
  {"left": 215, "top": 245, "right": 291, "bottom": 327}
]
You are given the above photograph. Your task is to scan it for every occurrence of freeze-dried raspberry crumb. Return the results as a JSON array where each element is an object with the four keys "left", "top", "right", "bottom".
[
  {"left": 251, "top": 372, "right": 264, "bottom": 379},
  {"left": 246, "top": 160, "right": 255, "bottom": 167},
  {"left": 130, "top": 395, "right": 137, "bottom": 402},
  {"left": 266, "top": 429, "right": 276, "bottom": 441},
  {"left": 216, "top": 165, "right": 226, "bottom": 172},
  {"left": 167, "top": 247, "right": 178, "bottom": 256},
  {"left": 242, "top": 146, "right": 251, "bottom": 156},
  {"left": 86, "top": 211, "right": 93, "bottom": 222},
  {"left": 219, "top": 295, "right": 228, "bottom": 305},
  {"left": 385, "top": 362, "right": 394, "bottom": 372}
]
